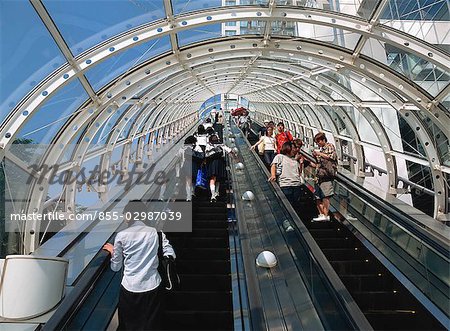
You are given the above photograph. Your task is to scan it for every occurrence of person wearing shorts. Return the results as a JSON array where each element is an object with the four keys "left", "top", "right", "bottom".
[{"left": 310, "top": 132, "right": 337, "bottom": 222}]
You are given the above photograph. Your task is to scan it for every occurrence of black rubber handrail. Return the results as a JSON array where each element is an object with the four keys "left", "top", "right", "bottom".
[{"left": 336, "top": 173, "right": 449, "bottom": 258}]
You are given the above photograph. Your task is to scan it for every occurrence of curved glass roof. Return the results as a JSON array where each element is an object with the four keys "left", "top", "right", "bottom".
[{"left": 0, "top": 0, "right": 449, "bottom": 253}]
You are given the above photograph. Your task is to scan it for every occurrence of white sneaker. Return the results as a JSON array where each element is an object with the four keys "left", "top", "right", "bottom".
[
  {"left": 345, "top": 213, "right": 357, "bottom": 221},
  {"left": 312, "top": 214, "right": 329, "bottom": 222}
]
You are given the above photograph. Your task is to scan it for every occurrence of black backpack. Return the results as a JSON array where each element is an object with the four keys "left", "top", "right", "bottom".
[
  {"left": 157, "top": 232, "right": 180, "bottom": 291},
  {"left": 188, "top": 147, "right": 205, "bottom": 163},
  {"left": 205, "top": 145, "right": 224, "bottom": 160}
]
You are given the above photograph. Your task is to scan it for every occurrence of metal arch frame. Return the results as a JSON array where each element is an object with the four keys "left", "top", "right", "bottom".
[
  {"left": 248, "top": 83, "right": 356, "bottom": 171},
  {"left": 314, "top": 75, "right": 399, "bottom": 191},
  {"left": 198, "top": 40, "right": 448, "bottom": 214},
  {"left": 336, "top": 69, "right": 448, "bottom": 214},
  {"left": 68, "top": 102, "right": 194, "bottom": 209},
  {"left": 288, "top": 78, "right": 365, "bottom": 173},
  {"left": 20, "top": 39, "right": 446, "bottom": 218},
  {"left": 23, "top": 85, "right": 196, "bottom": 251},
  {"left": 288, "top": 75, "right": 394, "bottom": 180},
  {"left": 230, "top": 71, "right": 361, "bottom": 171},
  {"left": 247, "top": 67, "right": 444, "bottom": 205},
  {"left": 3, "top": 40, "right": 446, "bottom": 250},
  {"left": 2, "top": 5, "right": 449, "bottom": 147}
]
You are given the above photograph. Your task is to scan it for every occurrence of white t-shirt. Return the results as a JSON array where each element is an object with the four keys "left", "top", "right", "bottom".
[
  {"left": 260, "top": 136, "right": 276, "bottom": 151},
  {"left": 271, "top": 154, "right": 303, "bottom": 187},
  {"left": 195, "top": 133, "right": 208, "bottom": 146}
]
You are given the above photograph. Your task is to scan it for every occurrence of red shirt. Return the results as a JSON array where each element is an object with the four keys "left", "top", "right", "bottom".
[{"left": 275, "top": 131, "right": 293, "bottom": 153}]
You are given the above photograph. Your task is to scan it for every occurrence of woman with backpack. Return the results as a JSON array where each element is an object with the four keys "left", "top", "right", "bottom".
[
  {"left": 194, "top": 125, "right": 208, "bottom": 152},
  {"left": 205, "top": 134, "right": 235, "bottom": 202}
]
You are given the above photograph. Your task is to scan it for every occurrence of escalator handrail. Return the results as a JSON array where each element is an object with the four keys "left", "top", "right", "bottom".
[{"left": 336, "top": 173, "right": 449, "bottom": 259}]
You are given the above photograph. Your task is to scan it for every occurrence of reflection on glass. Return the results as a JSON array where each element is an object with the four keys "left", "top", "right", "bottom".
[
  {"left": 177, "top": 24, "right": 222, "bottom": 46},
  {"left": 43, "top": 0, "right": 166, "bottom": 56},
  {"left": 295, "top": 23, "right": 361, "bottom": 49},
  {"left": 172, "top": 0, "right": 222, "bottom": 15},
  {"left": 85, "top": 36, "right": 171, "bottom": 92},
  {"left": 292, "top": 0, "right": 378, "bottom": 20},
  {"left": 60, "top": 125, "right": 88, "bottom": 164},
  {"left": 11, "top": 79, "right": 88, "bottom": 162},
  {"left": 2, "top": 160, "right": 31, "bottom": 255},
  {"left": 88, "top": 104, "right": 129, "bottom": 149},
  {"left": 362, "top": 39, "right": 449, "bottom": 97},
  {"left": 0, "top": 0, "right": 64, "bottom": 124}
]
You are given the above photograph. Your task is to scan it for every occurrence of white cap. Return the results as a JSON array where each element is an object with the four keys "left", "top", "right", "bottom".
[
  {"left": 242, "top": 191, "right": 255, "bottom": 201},
  {"left": 263, "top": 119, "right": 270, "bottom": 123},
  {"left": 256, "top": 251, "right": 277, "bottom": 268}
]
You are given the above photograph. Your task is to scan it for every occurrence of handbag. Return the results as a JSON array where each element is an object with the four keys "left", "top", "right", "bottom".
[
  {"left": 317, "top": 158, "right": 337, "bottom": 182},
  {"left": 195, "top": 166, "right": 208, "bottom": 189},
  {"left": 157, "top": 232, "right": 180, "bottom": 291},
  {"left": 257, "top": 139, "right": 265, "bottom": 156}
]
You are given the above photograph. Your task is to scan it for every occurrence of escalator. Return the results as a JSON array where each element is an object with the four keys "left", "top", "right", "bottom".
[
  {"left": 245, "top": 129, "right": 445, "bottom": 330},
  {"left": 164, "top": 193, "right": 233, "bottom": 330},
  {"left": 305, "top": 217, "right": 442, "bottom": 330}
]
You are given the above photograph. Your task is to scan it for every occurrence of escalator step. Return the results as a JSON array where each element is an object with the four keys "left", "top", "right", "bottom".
[
  {"left": 339, "top": 274, "right": 397, "bottom": 292},
  {"left": 195, "top": 213, "right": 228, "bottom": 221},
  {"left": 176, "top": 247, "right": 230, "bottom": 260},
  {"left": 314, "top": 237, "right": 358, "bottom": 248},
  {"left": 308, "top": 228, "right": 348, "bottom": 238},
  {"left": 176, "top": 260, "right": 231, "bottom": 274},
  {"left": 166, "top": 291, "right": 232, "bottom": 311},
  {"left": 352, "top": 291, "right": 420, "bottom": 311},
  {"left": 330, "top": 260, "right": 383, "bottom": 275},
  {"left": 364, "top": 310, "right": 444, "bottom": 331},
  {"left": 194, "top": 201, "right": 227, "bottom": 208},
  {"left": 192, "top": 220, "right": 228, "bottom": 229},
  {"left": 303, "top": 220, "right": 336, "bottom": 230},
  {"left": 178, "top": 274, "right": 232, "bottom": 291},
  {"left": 164, "top": 310, "right": 233, "bottom": 330},
  {"left": 189, "top": 228, "right": 229, "bottom": 238},
  {"left": 321, "top": 248, "right": 369, "bottom": 261},
  {"left": 196, "top": 206, "right": 230, "bottom": 213},
  {"left": 170, "top": 237, "right": 229, "bottom": 248}
]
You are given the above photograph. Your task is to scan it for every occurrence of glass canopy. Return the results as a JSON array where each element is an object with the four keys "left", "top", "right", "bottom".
[{"left": 0, "top": 0, "right": 449, "bottom": 254}]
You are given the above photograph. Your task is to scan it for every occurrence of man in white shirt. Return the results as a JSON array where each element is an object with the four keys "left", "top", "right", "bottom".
[{"left": 103, "top": 200, "right": 175, "bottom": 330}]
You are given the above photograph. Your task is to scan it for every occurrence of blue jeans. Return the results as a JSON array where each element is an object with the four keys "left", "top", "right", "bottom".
[
  {"left": 264, "top": 150, "right": 275, "bottom": 165},
  {"left": 281, "top": 186, "right": 302, "bottom": 207}
]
